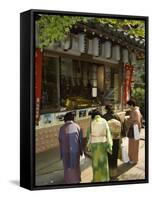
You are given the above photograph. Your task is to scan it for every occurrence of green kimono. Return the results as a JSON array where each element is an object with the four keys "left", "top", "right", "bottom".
[{"left": 87, "top": 115, "right": 113, "bottom": 182}]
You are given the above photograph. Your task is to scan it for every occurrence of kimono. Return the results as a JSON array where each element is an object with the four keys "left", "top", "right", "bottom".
[
  {"left": 59, "top": 121, "right": 83, "bottom": 184},
  {"left": 127, "top": 107, "right": 142, "bottom": 163},
  {"left": 107, "top": 119, "right": 121, "bottom": 177},
  {"left": 103, "top": 112, "right": 122, "bottom": 177},
  {"left": 87, "top": 115, "right": 113, "bottom": 182}
]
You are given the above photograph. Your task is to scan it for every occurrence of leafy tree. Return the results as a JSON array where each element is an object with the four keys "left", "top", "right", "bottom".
[
  {"left": 37, "top": 15, "right": 145, "bottom": 47},
  {"left": 131, "top": 87, "right": 145, "bottom": 118}
]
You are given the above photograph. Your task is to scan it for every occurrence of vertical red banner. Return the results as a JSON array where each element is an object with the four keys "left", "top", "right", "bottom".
[
  {"left": 35, "top": 48, "right": 42, "bottom": 125},
  {"left": 124, "top": 64, "right": 133, "bottom": 104}
]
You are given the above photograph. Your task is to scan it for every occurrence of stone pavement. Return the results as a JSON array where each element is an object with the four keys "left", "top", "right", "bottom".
[{"left": 35, "top": 129, "right": 145, "bottom": 186}]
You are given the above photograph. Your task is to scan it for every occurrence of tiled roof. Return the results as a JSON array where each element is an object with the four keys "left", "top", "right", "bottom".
[{"left": 72, "top": 22, "right": 145, "bottom": 52}]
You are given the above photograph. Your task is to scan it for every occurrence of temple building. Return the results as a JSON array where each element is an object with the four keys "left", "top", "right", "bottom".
[{"left": 35, "top": 18, "right": 145, "bottom": 153}]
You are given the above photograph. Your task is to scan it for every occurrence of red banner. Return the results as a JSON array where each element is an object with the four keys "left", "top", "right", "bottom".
[
  {"left": 124, "top": 64, "right": 133, "bottom": 104},
  {"left": 35, "top": 48, "right": 42, "bottom": 125}
]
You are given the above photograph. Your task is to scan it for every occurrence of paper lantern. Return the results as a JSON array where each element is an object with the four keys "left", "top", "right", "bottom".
[
  {"left": 71, "top": 35, "right": 79, "bottom": 51},
  {"left": 64, "top": 34, "right": 81, "bottom": 56},
  {"left": 130, "top": 52, "right": 136, "bottom": 65},
  {"left": 112, "top": 45, "right": 121, "bottom": 61},
  {"left": 90, "top": 65, "right": 97, "bottom": 87},
  {"left": 92, "top": 38, "right": 100, "bottom": 56},
  {"left": 88, "top": 39, "right": 93, "bottom": 55},
  {"left": 122, "top": 48, "right": 129, "bottom": 64},
  {"left": 61, "top": 36, "right": 71, "bottom": 50},
  {"left": 35, "top": 22, "right": 40, "bottom": 48},
  {"left": 92, "top": 88, "right": 97, "bottom": 97},
  {"left": 79, "top": 33, "right": 88, "bottom": 53},
  {"left": 104, "top": 41, "right": 112, "bottom": 58},
  {"left": 100, "top": 42, "right": 105, "bottom": 57}
]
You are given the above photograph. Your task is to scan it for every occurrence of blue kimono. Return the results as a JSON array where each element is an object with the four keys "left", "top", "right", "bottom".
[{"left": 59, "top": 121, "right": 83, "bottom": 184}]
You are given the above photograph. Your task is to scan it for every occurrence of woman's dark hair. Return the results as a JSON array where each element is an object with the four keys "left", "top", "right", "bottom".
[
  {"left": 105, "top": 104, "right": 113, "bottom": 112},
  {"left": 127, "top": 99, "right": 136, "bottom": 107},
  {"left": 91, "top": 109, "right": 101, "bottom": 120},
  {"left": 64, "top": 112, "right": 74, "bottom": 122}
]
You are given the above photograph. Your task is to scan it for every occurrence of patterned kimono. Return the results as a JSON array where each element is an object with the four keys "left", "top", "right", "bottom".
[
  {"left": 103, "top": 112, "right": 122, "bottom": 177},
  {"left": 87, "top": 115, "right": 113, "bottom": 182},
  {"left": 127, "top": 107, "right": 142, "bottom": 163},
  {"left": 107, "top": 119, "right": 121, "bottom": 177},
  {"left": 59, "top": 121, "right": 83, "bottom": 184}
]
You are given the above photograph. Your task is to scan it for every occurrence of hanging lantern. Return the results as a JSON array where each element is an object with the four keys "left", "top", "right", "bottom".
[
  {"left": 97, "top": 42, "right": 105, "bottom": 58},
  {"left": 61, "top": 36, "right": 72, "bottom": 51},
  {"left": 71, "top": 35, "right": 78, "bottom": 50},
  {"left": 122, "top": 48, "right": 129, "bottom": 64},
  {"left": 71, "top": 34, "right": 80, "bottom": 52},
  {"left": 79, "top": 33, "right": 88, "bottom": 53},
  {"left": 92, "top": 38, "right": 100, "bottom": 57},
  {"left": 100, "top": 42, "right": 105, "bottom": 58},
  {"left": 130, "top": 52, "right": 136, "bottom": 65},
  {"left": 104, "top": 41, "right": 112, "bottom": 58},
  {"left": 92, "top": 88, "right": 97, "bottom": 97},
  {"left": 88, "top": 39, "right": 93, "bottom": 55},
  {"left": 112, "top": 45, "right": 121, "bottom": 61},
  {"left": 35, "top": 22, "right": 41, "bottom": 48},
  {"left": 90, "top": 65, "right": 97, "bottom": 96}
]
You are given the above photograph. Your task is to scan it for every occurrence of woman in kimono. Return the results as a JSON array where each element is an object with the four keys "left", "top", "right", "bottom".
[
  {"left": 126, "top": 99, "right": 142, "bottom": 164},
  {"left": 59, "top": 112, "right": 83, "bottom": 184},
  {"left": 103, "top": 104, "right": 122, "bottom": 178},
  {"left": 87, "top": 110, "right": 113, "bottom": 182}
]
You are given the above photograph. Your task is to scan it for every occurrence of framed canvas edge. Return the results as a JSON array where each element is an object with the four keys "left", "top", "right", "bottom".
[{"left": 20, "top": 9, "right": 149, "bottom": 191}]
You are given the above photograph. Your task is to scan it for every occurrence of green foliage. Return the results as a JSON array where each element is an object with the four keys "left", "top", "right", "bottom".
[
  {"left": 132, "top": 87, "right": 145, "bottom": 101},
  {"left": 37, "top": 15, "right": 145, "bottom": 47},
  {"left": 95, "top": 18, "right": 145, "bottom": 37},
  {"left": 37, "top": 15, "right": 92, "bottom": 47}
]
